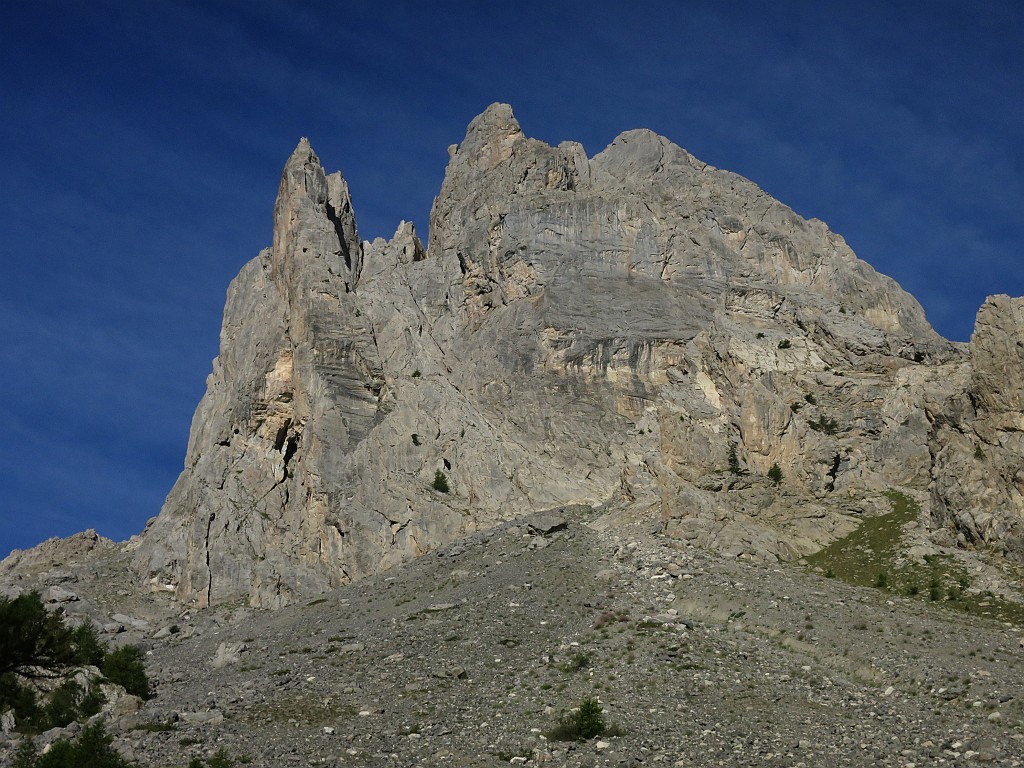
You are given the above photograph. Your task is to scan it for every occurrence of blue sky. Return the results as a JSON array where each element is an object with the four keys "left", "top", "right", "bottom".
[{"left": 1, "top": 0, "right": 1021, "bottom": 555}]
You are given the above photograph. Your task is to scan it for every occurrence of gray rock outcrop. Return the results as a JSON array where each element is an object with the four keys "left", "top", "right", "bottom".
[
  {"left": 124, "top": 104, "right": 1020, "bottom": 607},
  {"left": 930, "top": 296, "right": 1024, "bottom": 555}
]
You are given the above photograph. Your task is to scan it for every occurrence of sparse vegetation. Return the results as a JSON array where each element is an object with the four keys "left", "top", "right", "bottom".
[
  {"left": 807, "top": 414, "right": 839, "bottom": 434},
  {"left": 432, "top": 470, "right": 450, "bottom": 493},
  {"left": 12, "top": 722, "right": 136, "bottom": 768},
  {"left": 777, "top": 339, "right": 792, "bottom": 349},
  {"left": 560, "top": 651, "right": 593, "bottom": 673},
  {"left": 492, "top": 747, "right": 533, "bottom": 762},
  {"left": 805, "top": 490, "right": 1024, "bottom": 623},
  {"left": 592, "top": 609, "right": 629, "bottom": 629},
  {"left": 768, "top": 463, "right": 783, "bottom": 485},
  {"left": 199, "top": 749, "right": 235, "bottom": 768},
  {"left": 0, "top": 592, "right": 148, "bottom": 734},
  {"left": 547, "top": 697, "right": 619, "bottom": 741},
  {"left": 728, "top": 444, "right": 742, "bottom": 476},
  {"left": 102, "top": 645, "right": 149, "bottom": 699}
]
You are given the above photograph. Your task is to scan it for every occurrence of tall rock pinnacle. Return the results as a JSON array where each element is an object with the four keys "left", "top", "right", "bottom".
[
  {"left": 272, "top": 137, "right": 362, "bottom": 298},
  {"left": 133, "top": 141, "right": 382, "bottom": 608}
]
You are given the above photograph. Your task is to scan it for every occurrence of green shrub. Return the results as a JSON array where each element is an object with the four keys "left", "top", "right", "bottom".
[
  {"left": 0, "top": 674, "right": 40, "bottom": 728},
  {"left": 777, "top": 339, "right": 791, "bottom": 349},
  {"left": 42, "top": 680, "right": 83, "bottom": 730},
  {"left": 767, "top": 463, "right": 783, "bottom": 485},
  {"left": 71, "top": 623, "right": 106, "bottom": 667},
  {"left": 727, "top": 444, "right": 742, "bottom": 475},
  {"left": 0, "top": 594, "right": 120, "bottom": 733},
  {"left": 548, "top": 697, "right": 613, "bottom": 741},
  {"left": 432, "top": 470, "right": 450, "bottom": 493},
  {"left": 559, "top": 652, "right": 593, "bottom": 673},
  {"left": 804, "top": 393, "right": 816, "bottom": 405},
  {"left": 206, "top": 749, "right": 234, "bottom": 768},
  {"left": 807, "top": 415, "right": 839, "bottom": 434},
  {"left": 0, "top": 593, "right": 79, "bottom": 679},
  {"left": 13, "top": 722, "right": 136, "bottom": 768},
  {"left": 102, "top": 646, "right": 149, "bottom": 699}
]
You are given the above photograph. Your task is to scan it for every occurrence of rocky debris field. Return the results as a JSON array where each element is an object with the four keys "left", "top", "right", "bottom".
[{"left": 3, "top": 507, "right": 1024, "bottom": 767}]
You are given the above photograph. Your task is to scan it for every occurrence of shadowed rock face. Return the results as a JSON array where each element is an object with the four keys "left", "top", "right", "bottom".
[{"left": 131, "top": 103, "right": 1016, "bottom": 608}]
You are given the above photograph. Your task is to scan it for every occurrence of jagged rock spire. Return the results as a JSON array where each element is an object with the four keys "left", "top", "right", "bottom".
[{"left": 272, "top": 137, "right": 362, "bottom": 299}]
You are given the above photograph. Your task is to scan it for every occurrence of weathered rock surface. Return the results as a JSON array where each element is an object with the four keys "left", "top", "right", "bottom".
[
  {"left": 930, "top": 296, "right": 1024, "bottom": 555},
  {"left": 115, "top": 104, "right": 1024, "bottom": 607}
]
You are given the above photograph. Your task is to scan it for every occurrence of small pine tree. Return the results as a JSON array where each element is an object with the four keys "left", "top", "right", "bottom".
[
  {"left": 102, "top": 646, "right": 149, "bottom": 699},
  {"left": 432, "top": 470, "right": 450, "bottom": 493},
  {"left": 767, "top": 463, "right": 783, "bottom": 485},
  {"left": 0, "top": 593, "right": 79, "bottom": 679},
  {"left": 574, "top": 697, "right": 606, "bottom": 739},
  {"left": 548, "top": 696, "right": 608, "bottom": 741},
  {"left": 728, "top": 444, "right": 741, "bottom": 475}
]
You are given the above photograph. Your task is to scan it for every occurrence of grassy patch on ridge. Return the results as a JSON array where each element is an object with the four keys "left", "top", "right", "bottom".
[{"left": 804, "top": 491, "right": 1024, "bottom": 625}]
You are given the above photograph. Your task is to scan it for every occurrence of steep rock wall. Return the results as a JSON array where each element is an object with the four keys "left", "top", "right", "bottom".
[{"left": 133, "top": 104, "right": 1022, "bottom": 608}]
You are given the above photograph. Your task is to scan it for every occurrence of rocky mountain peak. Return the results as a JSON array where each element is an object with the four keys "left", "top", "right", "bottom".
[
  {"left": 120, "top": 105, "right": 1023, "bottom": 609},
  {"left": 452, "top": 101, "right": 525, "bottom": 170},
  {"left": 272, "top": 136, "right": 361, "bottom": 299}
]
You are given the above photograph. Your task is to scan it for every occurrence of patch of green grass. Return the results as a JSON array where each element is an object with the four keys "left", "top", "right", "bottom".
[
  {"left": 805, "top": 490, "right": 1024, "bottom": 625},
  {"left": 245, "top": 696, "right": 356, "bottom": 727}
]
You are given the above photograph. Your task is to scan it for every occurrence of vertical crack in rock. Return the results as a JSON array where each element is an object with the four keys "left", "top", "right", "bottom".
[{"left": 203, "top": 512, "right": 215, "bottom": 608}]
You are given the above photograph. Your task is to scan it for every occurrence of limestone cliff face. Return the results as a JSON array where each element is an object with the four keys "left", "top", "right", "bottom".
[
  {"left": 929, "top": 296, "right": 1024, "bottom": 556},
  {"left": 134, "top": 140, "right": 382, "bottom": 608},
  {"left": 133, "top": 104, "right": 1019, "bottom": 607}
]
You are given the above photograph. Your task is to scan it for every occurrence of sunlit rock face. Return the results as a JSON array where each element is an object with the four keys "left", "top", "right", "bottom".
[
  {"left": 928, "top": 296, "right": 1024, "bottom": 557},
  {"left": 134, "top": 103, "right": 1023, "bottom": 608}
]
